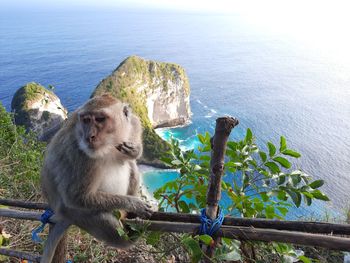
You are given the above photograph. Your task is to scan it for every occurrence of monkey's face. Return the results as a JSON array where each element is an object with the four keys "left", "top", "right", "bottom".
[{"left": 76, "top": 105, "right": 131, "bottom": 159}]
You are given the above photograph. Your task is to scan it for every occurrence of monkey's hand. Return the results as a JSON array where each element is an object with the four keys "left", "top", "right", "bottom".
[
  {"left": 116, "top": 142, "right": 141, "bottom": 159},
  {"left": 127, "top": 198, "right": 153, "bottom": 219}
]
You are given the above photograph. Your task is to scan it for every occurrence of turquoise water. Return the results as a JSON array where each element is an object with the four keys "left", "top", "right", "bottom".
[
  {"left": 143, "top": 169, "right": 179, "bottom": 194},
  {"left": 0, "top": 8, "right": 349, "bottom": 219}
]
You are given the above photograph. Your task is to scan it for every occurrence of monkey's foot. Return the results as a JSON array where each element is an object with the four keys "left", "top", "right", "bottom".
[{"left": 128, "top": 200, "right": 154, "bottom": 219}]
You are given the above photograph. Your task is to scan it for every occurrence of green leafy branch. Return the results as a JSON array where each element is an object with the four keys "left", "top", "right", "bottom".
[{"left": 152, "top": 128, "right": 329, "bottom": 262}]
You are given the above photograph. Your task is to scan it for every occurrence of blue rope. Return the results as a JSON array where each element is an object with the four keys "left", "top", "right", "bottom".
[
  {"left": 31, "top": 208, "right": 54, "bottom": 243},
  {"left": 199, "top": 208, "right": 224, "bottom": 236}
]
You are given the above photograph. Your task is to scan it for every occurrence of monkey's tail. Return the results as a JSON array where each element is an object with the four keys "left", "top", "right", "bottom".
[{"left": 41, "top": 221, "right": 71, "bottom": 263}]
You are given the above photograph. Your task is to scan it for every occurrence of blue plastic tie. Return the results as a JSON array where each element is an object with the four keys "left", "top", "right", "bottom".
[
  {"left": 31, "top": 208, "right": 54, "bottom": 243},
  {"left": 199, "top": 207, "right": 224, "bottom": 236}
]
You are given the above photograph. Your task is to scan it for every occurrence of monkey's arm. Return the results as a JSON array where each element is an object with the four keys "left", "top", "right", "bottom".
[
  {"left": 63, "top": 189, "right": 152, "bottom": 217},
  {"left": 127, "top": 161, "right": 140, "bottom": 196}
]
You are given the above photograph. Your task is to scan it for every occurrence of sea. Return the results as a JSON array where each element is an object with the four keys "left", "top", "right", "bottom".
[{"left": 0, "top": 8, "right": 349, "bottom": 220}]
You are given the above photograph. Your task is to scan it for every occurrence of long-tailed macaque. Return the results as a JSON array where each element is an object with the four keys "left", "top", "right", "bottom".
[{"left": 40, "top": 94, "right": 152, "bottom": 263}]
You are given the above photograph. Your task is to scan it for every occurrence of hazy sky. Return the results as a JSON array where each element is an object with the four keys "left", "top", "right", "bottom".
[
  {"left": 2, "top": 0, "right": 350, "bottom": 62},
  {"left": 2, "top": 0, "right": 350, "bottom": 14}
]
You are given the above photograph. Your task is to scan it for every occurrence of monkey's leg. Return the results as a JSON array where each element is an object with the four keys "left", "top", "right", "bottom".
[
  {"left": 50, "top": 227, "right": 67, "bottom": 263},
  {"left": 41, "top": 221, "right": 71, "bottom": 263},
  {"left": 73, "top": 212, "right": 134, "bottom": 249}
]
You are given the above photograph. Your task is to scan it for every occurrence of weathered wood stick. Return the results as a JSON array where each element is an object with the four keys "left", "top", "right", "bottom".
[
  {"left": 0, "top": 199, "right": 48, "bottom": 210},
  {"left": 150, "top": 212, "right": 350, "bottom": 235},
  {"left": 206, "top": 117, "right": 238, "bottom": 219},
  {"left": 221, "top": 216, "right": 350, "bottom": 235},
  {"left": 127, "top": 220, "right": 350, "bottom": 252},
  {"left": 204, "top": 116, "right": 238, "bottom": 259},
  {"left": 2, "top": 207, "right": 350, "bottom": 235},
  {"left": 0, "top": 248, "right": 41, "bottom": 262},
  {"left": 0, "top": 208, "right": 42, "bottom": 221},
  {"left": 0, "top": 208, "right": 59, "bottom": 223}
]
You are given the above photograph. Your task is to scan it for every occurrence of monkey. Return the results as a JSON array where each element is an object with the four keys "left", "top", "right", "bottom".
[{"left": 40, "top": 94, "right": 153, "bottom": 263}]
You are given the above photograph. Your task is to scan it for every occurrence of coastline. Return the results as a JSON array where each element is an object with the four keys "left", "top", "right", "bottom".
[
  {"left": 138, "top": 164, "right": 170, "bottom": 208},
  {"left": 138, "top": 163, "right": 166, "bottom": 173},
  {"left": 154, "top": 120, "right": 193, "bottom": 132},
  {"left": 137, "top": 160, "right": 169, "bottom": 169}
]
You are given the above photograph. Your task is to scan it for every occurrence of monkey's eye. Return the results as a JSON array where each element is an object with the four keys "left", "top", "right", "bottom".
[
  {"left": 123, "top": 106, "right": 129, "bottom": 117},
  {"left": 82, "top": 117, "right": 91, "bottom": 124},
  {"left": 95, "top": 117, "right": 106, "bottom": 123}
]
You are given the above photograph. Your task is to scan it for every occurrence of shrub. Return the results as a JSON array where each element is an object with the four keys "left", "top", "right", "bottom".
[
  {"left": 152, "top": 129, "right": 330, "bottom": 262},
  {"left": 0, "top": 103, "right": 45, "bottom": 200}
]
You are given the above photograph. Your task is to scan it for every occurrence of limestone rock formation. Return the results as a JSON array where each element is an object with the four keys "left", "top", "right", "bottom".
[
  {"left": 92, "top": 55, "right": 192, "bottom": 162},
  {"left": 11, "top": 82, "right": 68, "bottom": 141}
]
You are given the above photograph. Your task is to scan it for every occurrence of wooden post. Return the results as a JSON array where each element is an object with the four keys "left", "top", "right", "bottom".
[{"left": 204, "top": 116, "right": 238, "bottom": 259}]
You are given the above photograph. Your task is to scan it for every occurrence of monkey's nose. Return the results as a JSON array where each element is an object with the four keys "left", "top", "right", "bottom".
[{"left": 86, "top": 135, "right": 96, "bottom": 143}]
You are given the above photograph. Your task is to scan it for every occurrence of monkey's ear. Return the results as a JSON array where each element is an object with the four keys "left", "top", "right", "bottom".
[{"left": 123, "top": 105, "right": 131, "bottom": 118}]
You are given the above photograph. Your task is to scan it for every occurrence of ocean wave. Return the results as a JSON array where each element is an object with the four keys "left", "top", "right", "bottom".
[
  {"left": 196, "top": 99, "right": 218, "bottom": 118},
  {"left": 155, "top": 126, "right": 200, "bottom": 151},
  {"left": 205, "top": 108, "right": 218, "bottom": 118},
  {"left": 196, "top": 98, "right": 208, "bottom": 109}
]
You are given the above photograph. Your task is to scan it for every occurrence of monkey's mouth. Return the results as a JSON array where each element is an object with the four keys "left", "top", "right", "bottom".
[
  {"left": 86, "top": 141, "right": 99, "bottom": 150},
  {"left": 87, "top": 144, "right": 95, "bottom": 149}
]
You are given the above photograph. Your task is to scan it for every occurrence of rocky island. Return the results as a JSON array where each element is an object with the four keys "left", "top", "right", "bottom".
[
  {"left": 11, "top": 82, "right": 68, "bottom": 141},
  {"left": 92, "top": 55, "right": 191, "bottom": 163}
]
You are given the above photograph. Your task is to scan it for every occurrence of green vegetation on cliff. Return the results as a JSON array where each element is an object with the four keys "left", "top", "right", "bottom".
[
  {"left": 10, "top": 82, "right": 61, "bottom": 133},
  {"left": 11, "top": 82, "right": 54, "bottom": 111},
  {"left": 92, "top": 55, "right": 191, "bottom": 162},
  {"left": 99, "top": 55, "right": 190, "bottom": 95}
]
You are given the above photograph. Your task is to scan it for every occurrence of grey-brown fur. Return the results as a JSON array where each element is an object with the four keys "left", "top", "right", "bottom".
[{"left": 40, "top": 95, "right": 152, "bottom": 263}]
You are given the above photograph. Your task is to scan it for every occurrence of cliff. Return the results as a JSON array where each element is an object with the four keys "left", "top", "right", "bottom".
[
  {"left": 11, "top": 82, "right": 68, "bottom": 141},
  {"left": 92, "top": 55, "right": 191, "bottom": 162}
]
